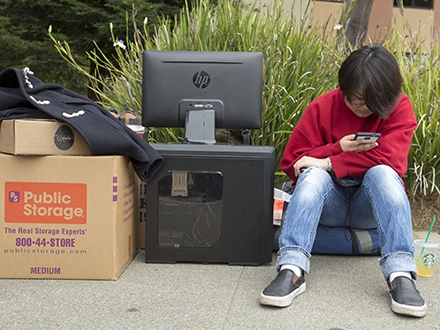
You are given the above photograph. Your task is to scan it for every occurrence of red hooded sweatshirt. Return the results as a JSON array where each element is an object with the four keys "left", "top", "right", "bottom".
[{"left": 280, "top": 88, "right": 417, "bottom": 188}]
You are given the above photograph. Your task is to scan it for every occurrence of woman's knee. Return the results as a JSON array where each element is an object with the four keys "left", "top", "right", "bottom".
[
  {"left": 364, "top": 165, "right": 402, "bottom": 186},
  {"left": 363, "top": 165, "right": 406, "bottom": 199},
  {"left": 297, "top": 166, "right": 332, "bottom": 186},
  {"left": 294, "top": 167, "right": 333, "bottom": 200}
]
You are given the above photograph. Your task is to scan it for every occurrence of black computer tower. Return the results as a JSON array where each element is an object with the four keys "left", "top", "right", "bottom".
[{"left": 145, "top": 144, "right": 275, "bottom": 265}]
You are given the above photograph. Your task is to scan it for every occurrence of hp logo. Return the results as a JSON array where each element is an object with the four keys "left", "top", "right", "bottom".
[{"left": 193, "top": 71, "right": 210, "bottom": 89}]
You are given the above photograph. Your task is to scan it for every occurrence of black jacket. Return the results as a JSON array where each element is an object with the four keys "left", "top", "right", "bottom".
[{"left": 0, "top": 67, "right": 163, "bottom": 182}]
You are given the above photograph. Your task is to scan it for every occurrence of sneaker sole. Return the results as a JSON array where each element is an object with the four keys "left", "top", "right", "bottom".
[
  {"left": 259, "top": 282, "right": 306, "bottom": 307},
  {"left": 390, "top": 294, "right": 427, "bottom": 318}
]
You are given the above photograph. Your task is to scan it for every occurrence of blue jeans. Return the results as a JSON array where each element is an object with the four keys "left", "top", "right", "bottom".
[{"left": 277, "top": 165, "right": 417, "bottom": 281}]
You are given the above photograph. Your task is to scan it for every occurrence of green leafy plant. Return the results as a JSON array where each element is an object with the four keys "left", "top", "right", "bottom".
[{"left": 49, "top": 0, "right": 440, "bottom": 198}]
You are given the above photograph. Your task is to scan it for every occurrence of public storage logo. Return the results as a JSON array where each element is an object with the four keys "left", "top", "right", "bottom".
[{"left": 5, "top": 182, "right": 87, "bottom": 224}]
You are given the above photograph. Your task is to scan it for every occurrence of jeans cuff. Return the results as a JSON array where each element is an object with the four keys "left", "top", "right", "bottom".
[
  {"left": 380, "top": 253, "right": 418, "bottom": 281},
  {"left": 277, "top": 247, "right": 310, "bottom": 274}
]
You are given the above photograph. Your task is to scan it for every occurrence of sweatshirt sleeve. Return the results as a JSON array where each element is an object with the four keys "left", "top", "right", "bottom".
[{"left": 280, "top": 99, "right": 341, "bottom": 183}]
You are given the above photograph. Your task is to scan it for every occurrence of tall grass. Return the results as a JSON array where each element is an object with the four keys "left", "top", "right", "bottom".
[
  {"left": 49, "top": 0, "right": 440, "bottom": 198},
  {"left": 382, "top": 19, "right": 440, "bottom": 198}
]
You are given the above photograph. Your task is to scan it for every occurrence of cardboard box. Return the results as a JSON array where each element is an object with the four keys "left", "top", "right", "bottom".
[
  {"left": 0, "top": 119, "right": 91, "bottom": 155},
  {"left": 0, "top": 153, "right": 139, "bottom": 280}
]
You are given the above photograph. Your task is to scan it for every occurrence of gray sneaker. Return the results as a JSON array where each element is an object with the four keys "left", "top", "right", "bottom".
[{"left": 259, "top": 269, "right": 306, "bottom": 307}]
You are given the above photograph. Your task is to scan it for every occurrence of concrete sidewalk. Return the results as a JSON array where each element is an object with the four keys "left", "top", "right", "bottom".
[{"left": 0, "top": 231, "right": 439, "bottom": 330}]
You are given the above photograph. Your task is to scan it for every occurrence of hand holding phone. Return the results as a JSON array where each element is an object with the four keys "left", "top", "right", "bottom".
[{"left": 353, "top": 132, "right": 381, "bottom": 143}]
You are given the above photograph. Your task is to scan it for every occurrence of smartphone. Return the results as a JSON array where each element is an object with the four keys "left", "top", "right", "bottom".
[{"left": 353, "top": 132, "right": 381, "bottom": 143}]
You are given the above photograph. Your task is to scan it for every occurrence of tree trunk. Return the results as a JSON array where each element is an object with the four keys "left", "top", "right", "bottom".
[{"left": 342, "top": 0, "right": 373, "bottom": 48}]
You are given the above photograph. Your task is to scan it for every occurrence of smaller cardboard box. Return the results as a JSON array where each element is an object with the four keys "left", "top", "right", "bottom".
[
  {"left": 0, "top": 153, "right": 139, "bottom": 280},
  {"left": 0, "top": 119, "right": 91, "bottom": 155}
]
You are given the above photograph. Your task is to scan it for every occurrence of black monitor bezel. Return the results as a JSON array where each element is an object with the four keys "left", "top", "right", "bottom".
[{"left": 141, "top": 50, "right": 263, "bottom": 130}]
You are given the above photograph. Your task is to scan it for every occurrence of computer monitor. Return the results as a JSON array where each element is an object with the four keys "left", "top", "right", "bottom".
[{"left": 142, "top": 50, "right": 263, "bottom": 143}]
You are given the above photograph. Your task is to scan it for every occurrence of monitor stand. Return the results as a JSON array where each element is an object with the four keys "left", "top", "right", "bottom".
[{"left": 184, "top": 110, "right": 216, "bottom": 144}]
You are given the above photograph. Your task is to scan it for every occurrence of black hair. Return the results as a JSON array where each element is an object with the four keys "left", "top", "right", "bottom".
[{"left": 338, "top": 45, "right": 402, "bottom": 118}]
